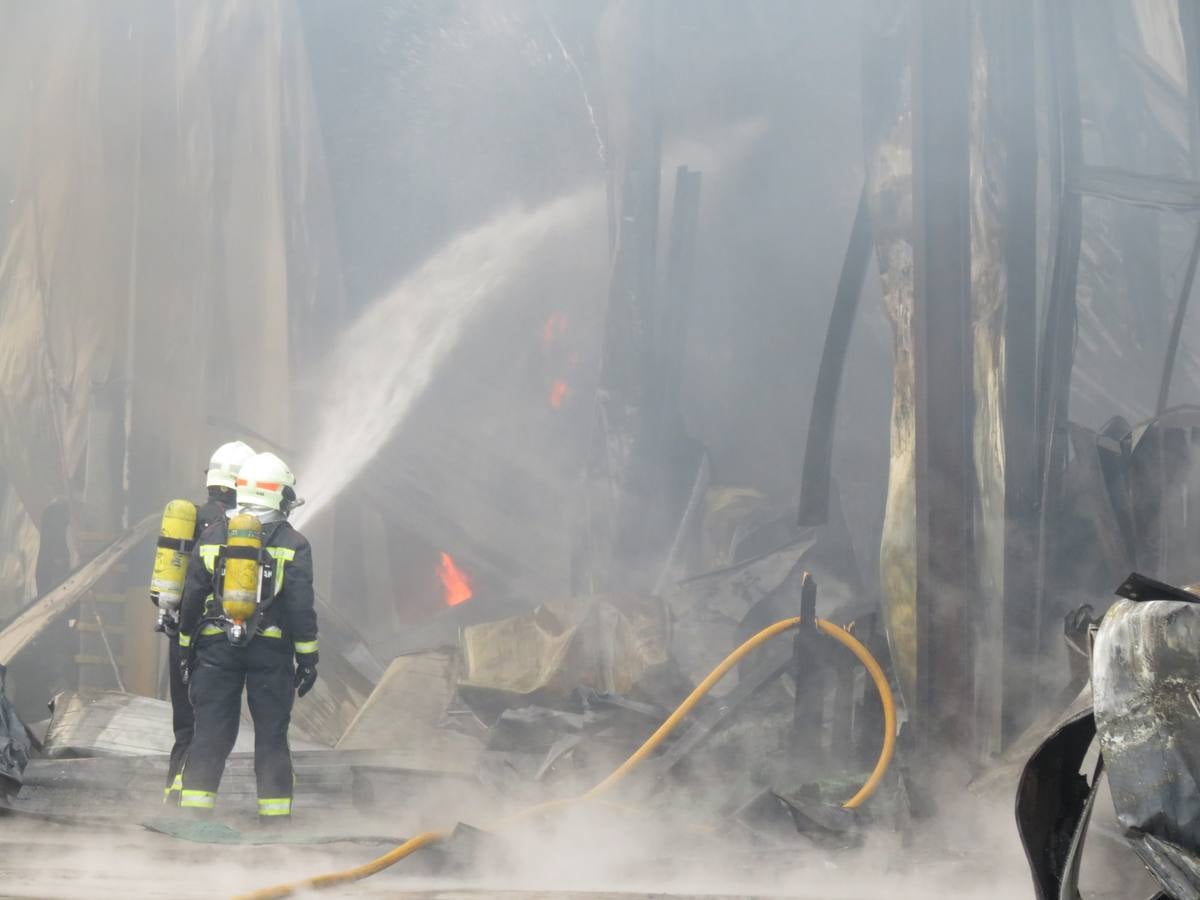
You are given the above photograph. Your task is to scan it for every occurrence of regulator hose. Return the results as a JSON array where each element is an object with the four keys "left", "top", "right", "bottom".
[{"left": 234, "top": 616, "right": 896, "bottom": 900}]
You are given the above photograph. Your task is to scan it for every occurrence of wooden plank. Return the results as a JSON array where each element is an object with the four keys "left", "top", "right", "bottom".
[
  {"left": 0, "top": 514, "right": 156, "bottom": 665},
  {"left": 122, "top": 588, "right": 162, "bottom": 697}
]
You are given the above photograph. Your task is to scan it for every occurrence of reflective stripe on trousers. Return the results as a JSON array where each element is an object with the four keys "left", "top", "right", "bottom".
[
  {"left": 163, "top": 773, "right": 183, "bottom": 803},
  {"left": 180, "top": 789, "right": 216, "bottom": 810},
  {"left": 257, "top": 797, "right": 292, "bottom": 817}
]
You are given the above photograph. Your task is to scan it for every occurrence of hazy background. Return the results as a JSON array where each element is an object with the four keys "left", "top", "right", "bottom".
[{"left": 290, "top": 0, "right": 891, "bottom": 629}]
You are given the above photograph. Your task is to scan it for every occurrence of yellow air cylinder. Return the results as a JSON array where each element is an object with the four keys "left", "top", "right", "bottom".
[
  {"left": 150, "top": 500, "right": 198, "bottom": 615},
  {"left": 222, "top": 513, "right": 263, "bottom": 624}
]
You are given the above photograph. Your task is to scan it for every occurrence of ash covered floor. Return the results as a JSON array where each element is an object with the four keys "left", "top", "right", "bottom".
[
  {"left": 0, "top": 817, "right": 1028, "bottom": 900},
  {"left": 0, "top": 772, "right": 1044, "bottom": 900}
]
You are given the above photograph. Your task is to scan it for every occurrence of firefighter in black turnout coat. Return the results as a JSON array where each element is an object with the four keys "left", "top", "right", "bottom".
[
  {"left": 158, "top": 440, "right": 255, "bottom": 803},
  {"left": 177, "top": 452, "right": 319, "bottom": 821}
]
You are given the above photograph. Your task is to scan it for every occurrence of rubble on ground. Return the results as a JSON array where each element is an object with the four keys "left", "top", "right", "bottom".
[
  {"left": 0, "top": 491, "right": 908, "bottom": 868},
  {"left": 0, "top": 665, "right": 30, "bottom": 798}
]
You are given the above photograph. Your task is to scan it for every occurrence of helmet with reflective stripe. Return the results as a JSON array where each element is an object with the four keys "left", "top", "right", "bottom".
[
  {"left": 206, "top": 441, "right": 256, "bottom": 489},
  {"left": 236, "top": 452, "right": 297, "bottom": 512}
]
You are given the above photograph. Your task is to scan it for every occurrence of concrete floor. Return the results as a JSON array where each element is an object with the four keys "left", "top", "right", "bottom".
[
  {"left": 0, "top": 813, "right": 1045, "bottom": 900},
  {"left": 0, "top": 752, "right": 1141, "bottom": 900}
]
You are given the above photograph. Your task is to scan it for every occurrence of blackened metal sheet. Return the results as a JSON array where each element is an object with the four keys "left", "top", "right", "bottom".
[
  {"left": 0, "top": 665, "right": 29, "bottom": 795},
  {"left": 1093, "top": 598, "right": 1200, "bottom": 851},
  {"left": 1013, "top": 699, "right": 1095, "bottom": 900},
  {"left": 1131, "top": 832, "right": 1200, "bottom": 900}
]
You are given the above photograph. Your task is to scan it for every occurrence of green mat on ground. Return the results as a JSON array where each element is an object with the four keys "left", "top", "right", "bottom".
[{"left": 142, "top": 816, "right": 404, "bottom": 846}]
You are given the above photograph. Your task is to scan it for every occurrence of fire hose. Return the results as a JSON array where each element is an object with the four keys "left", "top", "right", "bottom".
[{"left": 234, "top": 617, "right": 897, "bottom": 900}]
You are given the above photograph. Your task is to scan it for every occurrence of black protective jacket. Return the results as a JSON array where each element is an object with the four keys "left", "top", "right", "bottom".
[
  {"left": 178, "top": 517, "right": 319, "bottom": 666},
  {"left": 194, "top": 491, "right": 234, "bottom": 537}
]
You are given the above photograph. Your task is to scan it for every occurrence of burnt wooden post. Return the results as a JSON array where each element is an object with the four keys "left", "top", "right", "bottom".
[{"left": 791, "top": 572, "right": 825, "bottom": 767}]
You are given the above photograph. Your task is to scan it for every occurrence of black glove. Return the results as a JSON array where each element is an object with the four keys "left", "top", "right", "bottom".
[
  {"left": 180, "top": 656, "right": 191, "bottom": 686},
  {"left": 295, "top": 665, "right": 317, "bottom": 698},
  {"left": 159, "top": 611, "right": 180, "bottom": 637}
]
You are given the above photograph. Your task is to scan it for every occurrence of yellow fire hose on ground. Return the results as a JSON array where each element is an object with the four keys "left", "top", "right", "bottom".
[{"left": 234, "top": 617, "right": 897, "bottom": 900}]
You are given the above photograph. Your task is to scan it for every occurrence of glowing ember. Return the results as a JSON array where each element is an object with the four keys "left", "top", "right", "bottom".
[
  {"left": 438, "top": 552, "right": 473, "bottom": 606},
  {"left": 549, "top": 379, "right": 569, "bottom": 409},
  {"left": 542, "top": 312, "right": 568, "bottom": 346}
]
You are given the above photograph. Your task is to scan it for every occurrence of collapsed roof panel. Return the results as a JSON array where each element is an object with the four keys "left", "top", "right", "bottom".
[
  {"left": 456, "top": 594, "right": 683, "bottom": 722},
  {"left": 336, "top": 649, "right": 482, "bottom": 775}
]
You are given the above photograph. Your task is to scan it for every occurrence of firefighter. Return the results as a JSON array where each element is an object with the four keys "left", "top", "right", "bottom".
[
  {"left": 158, "top": 440, "right": 255, "bottom": 804},
  {"left": 177, "top": 452, "right": 318, "bottom": 822}
]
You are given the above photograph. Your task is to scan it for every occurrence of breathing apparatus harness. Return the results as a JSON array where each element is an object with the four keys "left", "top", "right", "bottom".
[
  {"left": 187, "top": 517, "right": 286, "bottom": 665},
  {"left": 212, "top": 520, "right": 285, "bottom": 647}
]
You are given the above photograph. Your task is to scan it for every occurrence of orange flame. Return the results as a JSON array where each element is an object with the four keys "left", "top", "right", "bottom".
[
  {"left": 549, "top": 379, "right": 569, "bottom": 409},
  {"left": 542, "top": 312, "right": 568, "bottom": 346},
  {"left": 438, "top": 552, "right": 473, "bottom": 607}
]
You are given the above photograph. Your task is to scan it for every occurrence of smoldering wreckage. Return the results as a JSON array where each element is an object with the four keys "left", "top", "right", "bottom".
[{"left": 5, "top": 2, "right": 1200, "bottom": 899}]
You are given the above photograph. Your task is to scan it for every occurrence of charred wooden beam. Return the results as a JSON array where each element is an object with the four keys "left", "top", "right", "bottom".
[{"left": 798, "top": 185, "right": 873, "bottom": 528}]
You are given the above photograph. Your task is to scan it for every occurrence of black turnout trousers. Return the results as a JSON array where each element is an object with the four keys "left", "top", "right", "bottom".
[
  {"left": 163, "top": 494, "right": 232, "bottom": 794},
  {"left": 181, "top": 637, "right": 295, "bottom": 815},
  {"left": 166, "top": 638, "right": 192, "bottom": 793}
]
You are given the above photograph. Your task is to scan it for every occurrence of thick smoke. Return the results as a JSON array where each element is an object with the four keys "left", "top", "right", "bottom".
[
  {"left": 293, "top": 187, "right": 604, "bottom": 528},
  {"left": 7, "top": 0, "right": 1182, "bottom": 897}
]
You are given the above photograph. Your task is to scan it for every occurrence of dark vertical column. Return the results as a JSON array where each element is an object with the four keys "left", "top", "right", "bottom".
[
  {"left": 657, "top": 165, "right": 702, "bottom": 449},
  {"left": 1033, "top": 0, "right": 1082, "bottom": 690},
  {"left": 999, "top": 0, "right": 1041, "bottom": 748},
  {"left": 576, "top": 0, "right": 663, "bottom": 594},
  {"left": 911, "top": 0, "right": 975, "bottom": 757},
  {"left": 798, "top": 186, "right": 872, "bottom": 528}
]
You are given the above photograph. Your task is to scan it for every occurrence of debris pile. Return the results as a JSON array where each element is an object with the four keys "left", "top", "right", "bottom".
[
  {"left": 0, "top": 665, "right": 30, "bottom": 799},
  {"left": 0, "top": 488, "right": 907, "bottom": 867}
]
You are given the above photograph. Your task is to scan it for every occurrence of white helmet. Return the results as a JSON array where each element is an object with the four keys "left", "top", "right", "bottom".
[
  {"left": 235, "top": 452, "right": 298, "bottom": 513},
  {"left": 206, "top": 441, "right": 256, "bottom": 489}
]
